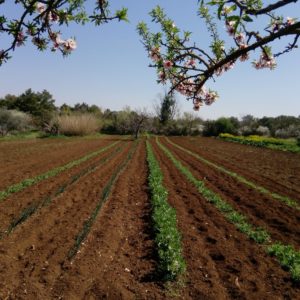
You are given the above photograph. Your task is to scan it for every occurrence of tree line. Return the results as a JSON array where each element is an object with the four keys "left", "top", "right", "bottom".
[{"left": 0, "top": 88, "right": 299, "bottom": 138}]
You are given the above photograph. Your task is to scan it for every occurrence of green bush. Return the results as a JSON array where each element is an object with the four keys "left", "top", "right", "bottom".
[{"left": 0, "top": 109, "right": 32, "bottom": 136}]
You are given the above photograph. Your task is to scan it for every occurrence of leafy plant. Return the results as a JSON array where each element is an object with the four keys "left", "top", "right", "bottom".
[
  {"left": 268, "top": 243, "right": 300, "bottom": 281},
  {"left": 146, "top": 141, "right": 186, "bottom": 280},
  {"left": 156, "top": 137, "right": 300, "bottom": 281}
]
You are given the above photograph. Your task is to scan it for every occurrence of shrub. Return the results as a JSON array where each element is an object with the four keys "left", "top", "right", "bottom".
[
  {"left": 55, "top": 113, "right": 101, "bottom": 136},
  {"left": 0, "top": 109, "right": 32, "bottom": 136}
]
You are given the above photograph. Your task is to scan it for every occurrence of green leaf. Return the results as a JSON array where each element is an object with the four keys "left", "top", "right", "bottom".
[{"left": 243, "top": 15, "right": 253, "bottom": 22}]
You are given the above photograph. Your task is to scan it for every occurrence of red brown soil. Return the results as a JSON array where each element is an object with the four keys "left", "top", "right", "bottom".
[
  {"left": 151, "top": 139, "right": 299, "bottom": 299},
  {"left": 0, "top": 140, "right": 133, "bottom": 299},
  {"left": 0, "top": 140, "right": 126, "bottom": 235},
  {"left": 0, "top": 137, "right": 299, "bottom": 299},
  {"left": 169, "top": 136, "right": 300, "bottom": 202},
  {"left": 160, "top": 137, "right": 300, "bottom": 249},
  {"left": 49, "top": 140, "right": 167, "bottom": 299},
  {"left": 0, "top": 136, "right": 120, "bottom": 190}
]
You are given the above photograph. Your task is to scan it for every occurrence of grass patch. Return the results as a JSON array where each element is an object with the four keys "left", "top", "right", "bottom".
[
  {"left": 166, "top": 138, "right": 299, "bottom": 210},
  {"left": 0, "top": 141, "right": 120, "bottom": 202},
  {"left": 146, "top": 141, "right": 186, "bottom": 281},
  {"left": 157, "top": 137, "right": 300, "bottom": 281},
  {"left": 68, "top": 141, "right": 138, "bottom": 259},
  {"left": 0, "top": 131, "right": 42, "bottom": 141}
]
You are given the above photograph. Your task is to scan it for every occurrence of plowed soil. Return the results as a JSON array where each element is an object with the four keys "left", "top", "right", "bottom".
[
  {"left": 0, "top": 136, "right": 121, "bottom": 190},
  {"left": 0, "top": 136, "right": 299, "bottom": 299},
  {"left": 169, "top": 136, "right": 300, "bottom": 202},
  {"left": 160, "top": 138, "right": 300, "bottom": 249},
  {"left": 151, "top": 140, "right": 299, "bottom": 299}
]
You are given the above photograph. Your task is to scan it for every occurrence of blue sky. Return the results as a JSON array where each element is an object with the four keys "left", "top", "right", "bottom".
[{"left": 0, "top": 0, "right": 299, "bottom": 119}]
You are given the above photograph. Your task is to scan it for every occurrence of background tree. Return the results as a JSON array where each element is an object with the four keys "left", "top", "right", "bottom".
[
  {"left": 157, "top": 93, "right": 178, "bottom": 125},
  {"left": 0, "top": 89, "right": 57, "bottom": 126},
  {"left": 203, "top": 117, "right": 237, "bottom": 136}
]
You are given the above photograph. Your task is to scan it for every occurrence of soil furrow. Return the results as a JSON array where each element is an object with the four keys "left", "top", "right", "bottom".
[
  {"left": 0, "top": 142, "right": 132, "bottom": 299},
  {"left": 151, "top": 139, "right": 299, "bottom": 299},
  {"left": 0, "top": 141, "right": 126, "bottom": 237},
  {"left": 0, "top": 137, "right": 119, "bottom": 190},
  {"left": 47, "top": 140, "right": 168, "bottom": 299},
  {"left": 170, "top": 137, "right": 300, "bottom": 201},
  {"left": 162, "top": 138, "right": 300, "bottom": 249}
]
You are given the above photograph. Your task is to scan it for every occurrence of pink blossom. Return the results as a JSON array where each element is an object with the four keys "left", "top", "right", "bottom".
[
  {"left": 239, "top": 44, "right": 249, "bottom": 61},
  {"left": 193, "top": 99, "right": 203, "bottom": 111},
  {"left": 163, "top": 60, "right": 173, "bottom": 69},
  {"left": 226, "top": 21, "right": 236, "bottom": 36},
  {"left": 158, "top": 71, "right": 166, "bottom": 83},
  {"left": 185, "top": 59, "right": 196, "bottom": 68},
  {"left": 286, "top": 17, "right": 295, "bottom": 26},
  {"left": 203, "top": 90, "right": 218, "bottom": 105},
  {"left": 64, "top": 39, "right": 77, "bottom": 51},
  {"left": 149, "top": 47, "right": 161, "bottom": 62},
  {"left": 16, "top": 31, "right": 25, "bottom": 47},
  {"left": 37, "top": 3, "right": 46, "bottom": 14},
  {"left": 235, "top": 32, "right": 245, "bottom": 44},
  {"left": 253, "top": 53, "right": 276, "bottom": 70}
]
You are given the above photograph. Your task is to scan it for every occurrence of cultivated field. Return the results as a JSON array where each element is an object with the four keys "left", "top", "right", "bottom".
[{"left": 0, "top": 135, "right": 299, "bottom": 299}]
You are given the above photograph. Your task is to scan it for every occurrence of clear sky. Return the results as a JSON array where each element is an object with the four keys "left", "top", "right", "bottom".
[{"left": 0, "top": 0, "right": 299, "bottom": 120}]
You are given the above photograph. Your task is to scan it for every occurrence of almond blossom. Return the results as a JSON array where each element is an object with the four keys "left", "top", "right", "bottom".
[
  {"left": 163, "top": 60, "right": 173, "bottom": 69},
  {"left": 286, "top": 17, "right": 295, "bottom": 26},
  {"left": 64, "top": 39, "right": 77, "bottom": 51},
  {"left": 226, "top": 21, "right": 235, "bottom": 36},
  {"left": 37, "top": 3, "right": 46, "bottom": 14},
  {"left": 253, "top": 53, "right": 276, "bottom": 70},
  {"left": 149, "top": 47, "right": 161, "bottom": 62}
]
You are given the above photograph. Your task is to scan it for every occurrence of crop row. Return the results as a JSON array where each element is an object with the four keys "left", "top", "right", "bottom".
[
  {"left": 0, "top": 141, "right": 120, "bottom": 202},
  {"left": 156, "top": 137, "right": 300, "bottom": 281},
  {"left": 146, "top": 141, "right": 186, "bottom": 281},
  {"left": 166, "top": 138, "right": 299, "bottom": 210},
  {"left": 219, "top": 133, "right": 300, "bottom": 153},
  {"left": 68, "top": 141, "right": 138, "bottom": 259},
  {"left": 0, "top": 144, "right": 125, "bottom": 239}
]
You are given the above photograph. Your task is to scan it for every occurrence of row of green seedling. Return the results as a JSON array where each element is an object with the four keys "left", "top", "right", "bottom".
[
  {"left": 1, "top": 145, "right": 125, "bottom": 239},
  {"left": 68, "top": 141, "right": 138, "bottom": 259},
  {"left": 166, "top": 138, "right": 299, "bottom": 210},
  {"left": 146, "top": 141, "right": 186, "bottom": 281},
  {"left": 157, "top": 138, "right": 300, "bottom": 281},
  {"left": 0, "top": 141, "right": 120, "bottom": 202}
]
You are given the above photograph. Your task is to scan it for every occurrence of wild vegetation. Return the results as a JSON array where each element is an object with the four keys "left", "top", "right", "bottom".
[{"left": 219, "top": 133, "right": 300, "bottom": 153}]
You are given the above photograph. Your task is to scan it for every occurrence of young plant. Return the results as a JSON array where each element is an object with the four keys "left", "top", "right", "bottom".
[{"left": 146, "top": 141, "right": 186, "bottom": 281}]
